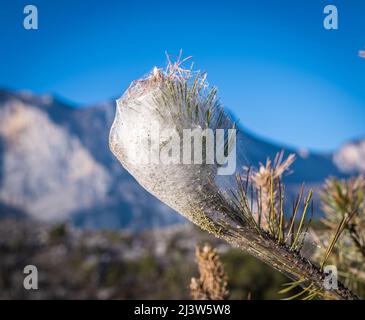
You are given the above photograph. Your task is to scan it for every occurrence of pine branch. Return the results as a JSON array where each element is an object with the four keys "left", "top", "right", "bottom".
[
  {"left": 109, "top": 54, "right": 358, "bottom": 300},
  {"left": 190, "top": 244, "right": 229, "bottom": 300},
  {"left": 318, "top": 176, "right": 365, "bottom": 295}
]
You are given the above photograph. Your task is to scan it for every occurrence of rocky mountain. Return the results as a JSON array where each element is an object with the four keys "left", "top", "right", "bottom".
[
  {"left": 0, "top": 88, "right": 363, "bottom": 230},
  {"left": 0, "top": 89, "right": 180, "bottom": 230},
  {"left": 333, "top": 138, "right": 365, "bottom": 174}
]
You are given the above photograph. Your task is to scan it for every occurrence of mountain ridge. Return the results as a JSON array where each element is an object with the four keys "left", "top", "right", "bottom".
[{"left": 0, "top": 88, "right": 363, "bottom": 230}]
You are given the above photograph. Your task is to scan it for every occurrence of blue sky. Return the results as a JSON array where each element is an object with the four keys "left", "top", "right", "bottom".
[{"left": 0, "top": 0, "right": 365, "bottom": 152}]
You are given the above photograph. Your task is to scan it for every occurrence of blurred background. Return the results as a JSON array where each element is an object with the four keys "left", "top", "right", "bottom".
[{"left": 0, "top": 0, "right": 364, "bottom": 299}]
